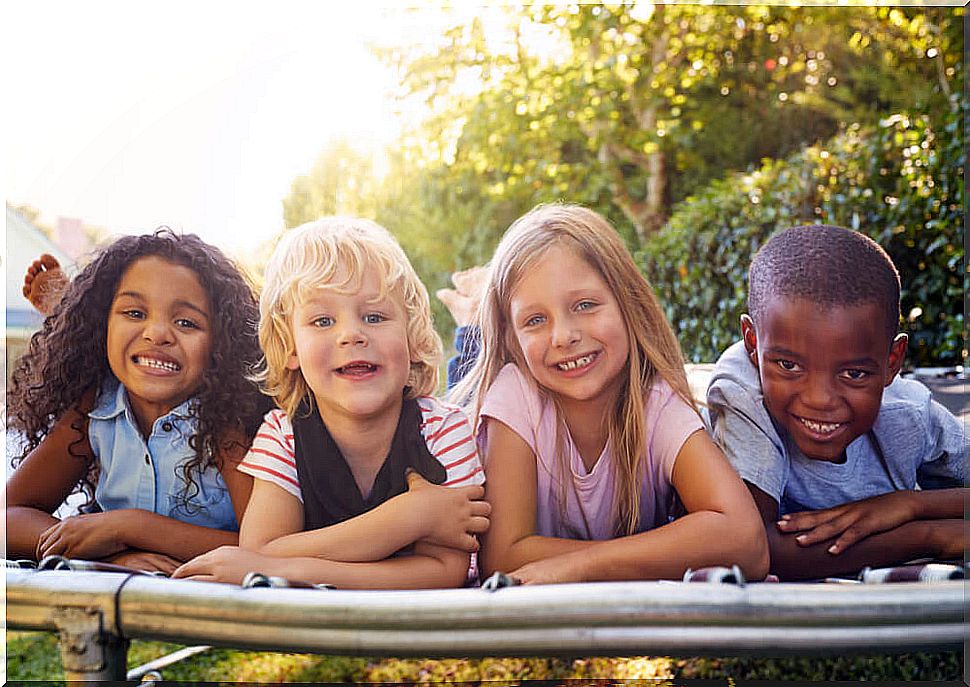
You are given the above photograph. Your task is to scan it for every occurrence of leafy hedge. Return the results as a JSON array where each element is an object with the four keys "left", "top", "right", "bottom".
[{"left": 638, "top": 97, "right": 965, "bottom": 366}]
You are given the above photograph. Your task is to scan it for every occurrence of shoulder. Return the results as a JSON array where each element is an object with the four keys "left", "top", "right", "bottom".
[
  {"left": 249, "top": 409, "right": 295, "bottom": 458},
  {"left": 415, "top": 396, "right": 484, "bottom": 486},
  {"left": 709, "top": 341, "right": 761, "bottom": 394},
  {"left": 482, "top": 363, "right": 539, "bottom": 408}
]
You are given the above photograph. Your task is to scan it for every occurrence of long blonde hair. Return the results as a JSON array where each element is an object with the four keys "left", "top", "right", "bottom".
[
  {"left": 452, "top": 203, "right": 697, "bottom": 536},
  {"left": 256, "top": 216, "right": 442, "bottom": 417}
]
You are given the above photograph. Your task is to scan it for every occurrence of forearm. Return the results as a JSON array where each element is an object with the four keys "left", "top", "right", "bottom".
[
  {"left": 247, "top": 550, "right": 469, "bottom": 589},
  {"left": 6, "top": 507, "right": 59, "bottom": 559},
  {"left": 767, "top": 518, "right": 956, "bottom": 581},
  {"left": 910, "top": 488, "right": 966, "bottom": 520},
  {"left": 120, "top": 510, "right": 238, "bottom": 561},
  {"left": 482, "top": 533, "right": 594, "bottom": 576},
  {"left": 579, "top": 509, "right": 768, "bottom": 582},
  {"left": 259, "top": 493, "right": 424, "bottom": 561}
]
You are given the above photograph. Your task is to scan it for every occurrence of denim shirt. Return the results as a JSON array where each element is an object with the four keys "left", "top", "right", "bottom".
[{"left": 88, "top": 380, "right": 237, "bottom": 530}]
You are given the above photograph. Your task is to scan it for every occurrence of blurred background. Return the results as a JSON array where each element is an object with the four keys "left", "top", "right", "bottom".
[{"left": 6, "top": 2, "right": 965, "bottom": 374}]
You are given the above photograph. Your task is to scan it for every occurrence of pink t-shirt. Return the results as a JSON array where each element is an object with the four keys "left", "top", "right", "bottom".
[{"left": 479, "top": 363, "right": 703, "bottom": 540}]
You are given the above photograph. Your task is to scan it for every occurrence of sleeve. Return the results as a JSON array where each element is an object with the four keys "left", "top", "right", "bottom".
[
  {"left": 478, "top": 364, "right": 540, "bottom": 462},
  {"left": 446, "top": 325, "right": 481, "bottom": 390},
  {"left": 418, "top": 397, "right": 485, "bottom": 487},
  {"left": 648, "top": 384, "right": 706, "bottom": 484},
  {"left": 916, "top": 398, "right": 969, "bottom": 489},
  {"left": 237, "top": 409, "right": 303, "bottom": 502},
  {"left": 705, "top": 375, "right": 788, "bottom": 505}
]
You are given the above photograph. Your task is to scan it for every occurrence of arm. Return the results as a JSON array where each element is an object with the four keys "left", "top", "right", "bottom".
[
  {"left": 246, "top": 471, "right": 487, "bottom": 561},
  {"left": 37, "top": 428, "right": 253, "bottom": 563},
  {"left": 777, "top": 487, "right": 967, "bottom": 553},
  {"left": 479, "top": 421, "right": 768, "bottom": 583},
  {"left": 174, "top": 540, "right": 471, "bottom": 589},
  {"left": 6, "top": 406, "right": 94, "bottom": 559},
  {"left": 748, "top": 483, "right": 964, "bottom": 580}
]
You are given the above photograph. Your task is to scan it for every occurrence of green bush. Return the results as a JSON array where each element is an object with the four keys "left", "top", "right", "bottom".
[{"left": 639, "top": 98, "right": 965, "bottom": 366}]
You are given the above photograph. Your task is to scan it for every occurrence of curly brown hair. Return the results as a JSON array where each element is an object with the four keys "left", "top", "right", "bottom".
[{"left": 7, "top": 229, "right": 272, "bottom": 512}]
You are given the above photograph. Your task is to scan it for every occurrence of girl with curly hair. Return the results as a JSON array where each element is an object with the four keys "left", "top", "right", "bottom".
[{"left": 7, "top": 229, "right": 271, "bottom": 574}]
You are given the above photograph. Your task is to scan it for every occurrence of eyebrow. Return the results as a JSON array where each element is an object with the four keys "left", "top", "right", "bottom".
[{"left": 114, "top": 291, "right": 210, "bottom": 320}]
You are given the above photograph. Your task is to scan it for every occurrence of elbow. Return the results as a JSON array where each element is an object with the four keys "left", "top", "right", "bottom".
[{"left": 732, "top": 512, "right": 770, "bottom": 581}]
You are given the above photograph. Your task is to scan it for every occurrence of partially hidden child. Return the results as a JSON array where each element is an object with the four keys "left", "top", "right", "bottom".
[
  {"left": 450, "top": 203, "right": 769, "bottom": 584},
  {"left": 7, "top": 231, "right": 269, "bottom": 574},
  {"left": 706, "top": 224, "right": 967, "bottom": 580},
  {"left": 174, "top": 217, "right": 489, "bottom": 588}
]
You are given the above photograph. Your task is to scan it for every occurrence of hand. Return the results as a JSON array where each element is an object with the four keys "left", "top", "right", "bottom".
[
  {"left": 172, "top": 546, "right": 280, "bottom": 584},
  {"left": 104, "top": 550, "right": 181, "bottom": 575},
  {"left": 436, "top": 265, "right": 488, "bottom": 327},
  {"left": 22, "top": 253, "right": 68, "bottom": 316},
  {"left": 507, "top": 551, "right": 588, "bottom": 585},
  {"left": 777, "top": 491, "right": 918, "bottom": 554},
  {"left": 406, "top": 470, "right": 490, "bottom": 552},
  {"left": 37, "top": 511, "right": 129, "bottom": 560}
]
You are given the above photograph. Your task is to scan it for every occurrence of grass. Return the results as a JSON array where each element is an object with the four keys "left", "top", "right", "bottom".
[{"left": 7, "top": 631, "right": 963, "bottom": 683}]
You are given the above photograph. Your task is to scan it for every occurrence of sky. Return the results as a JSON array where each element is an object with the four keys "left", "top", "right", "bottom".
[{"left": 5, "top": 1, "right": 442, "bottom": 259}]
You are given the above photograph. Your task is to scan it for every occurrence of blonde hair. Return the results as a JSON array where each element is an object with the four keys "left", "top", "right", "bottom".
[
  {"left": 452, "top": 203, "right": 697, "bottom": 536},
  {"left": 256, "top": 216, "right": 442, "bottom": 417}
]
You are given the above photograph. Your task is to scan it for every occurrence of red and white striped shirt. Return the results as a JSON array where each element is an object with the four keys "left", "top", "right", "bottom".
[{"left": 238, "top": 396, "right": 484, "bottom": 502}]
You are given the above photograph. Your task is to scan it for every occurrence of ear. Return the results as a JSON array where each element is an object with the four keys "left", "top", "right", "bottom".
[
  {"left": 285, "top": 351, "right": 301, "bottom": 371},
  {"left": 740, "top": 314, "right": 759, "bottom": 368},
  {"left": 885, "top": 333, "right": 908, "bottom": 385}
]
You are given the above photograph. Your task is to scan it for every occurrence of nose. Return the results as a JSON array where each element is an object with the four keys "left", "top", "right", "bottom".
[
  {"left": 550, "top": 316, "right": 580, "bottom": 348},
  {"left": 801, "top": 373, "right": 838, "bottom": 410},
  {"left": 142, "top": 317, "right": 174, "bottom": 345},
  {"left": 337, "top": 321, "right": 367, "bottom": 347}
]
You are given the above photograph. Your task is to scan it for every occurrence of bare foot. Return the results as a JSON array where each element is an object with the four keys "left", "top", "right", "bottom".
[
  {"left": 22, "top": 254, "right": 69, "bottom": 316},
  {"left": 436, "top": 265, "right": 488, "bottom": 327}
]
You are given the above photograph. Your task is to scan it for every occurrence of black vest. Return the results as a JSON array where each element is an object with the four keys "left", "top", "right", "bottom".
[{"left": 291, "top": 398, "right": 447, "bottom": 531}]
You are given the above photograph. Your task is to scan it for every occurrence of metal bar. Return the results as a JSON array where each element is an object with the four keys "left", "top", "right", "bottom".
[
  {"left": 7, "top": 570, "right": 965, "bottom": 659},
  {"left": 126, "top": 645, "right": 212, "bottom": 680}
]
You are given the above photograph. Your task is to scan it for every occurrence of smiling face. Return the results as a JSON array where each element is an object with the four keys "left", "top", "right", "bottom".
[
  {"left": 509, "top": 243, "right": 630, "bottom": 415},
  {"left": 286, "top": 264, "right": 411, "bottom": 427},
  {"left": 742, "top": 296, "right": 907, "bottom": 463},
  {"left": 106, "top": 256, "right": 213, "bottom": 434}
]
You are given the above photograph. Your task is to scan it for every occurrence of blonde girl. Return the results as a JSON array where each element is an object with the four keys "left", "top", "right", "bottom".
[{"left": 453, "top": 203, "right": 768, "bottom": 584}]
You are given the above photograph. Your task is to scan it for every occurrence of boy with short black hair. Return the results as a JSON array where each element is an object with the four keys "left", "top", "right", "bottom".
[{"left": 706, "top": 224, "right": 966, "bottom": 581}]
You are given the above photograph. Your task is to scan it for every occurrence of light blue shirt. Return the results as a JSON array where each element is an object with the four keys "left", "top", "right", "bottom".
[
  {"left": 705, "top": 341, "right": 968, "bottom": 515},
  {"left": 88, "top": 380, "right": 237, "bottom": 530}
]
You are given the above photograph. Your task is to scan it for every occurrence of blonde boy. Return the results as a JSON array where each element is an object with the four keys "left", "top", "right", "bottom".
[{"left": 175, "top": 217, "right": 488, "bottom": 587}]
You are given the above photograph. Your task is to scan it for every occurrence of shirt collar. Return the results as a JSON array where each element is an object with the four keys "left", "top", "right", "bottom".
[{"left": 88, "top": 378, "right": 197, "bottom": 422}]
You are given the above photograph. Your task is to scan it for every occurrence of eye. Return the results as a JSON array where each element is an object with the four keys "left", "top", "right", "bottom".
[
  {"left": 841, "top": 369, "right": 871, "bottom": 381},
  {"left": 775, "top": 359, "right": 800, "bottom": 372},
  {"left": 174, "top": 318, "right": 199, "bottom": 330},
  {"left": 121, "top": 308, "right": 145, "bottom": 320},
  {"left": 312, "top": 316, "right": 334, "bottom": 328},
  {"left": 523, "top": 314, "right": 546, "bottom": 328},
  {"left": 363, "top": 312, "right": 386, "bottom": 324},
  {"left": 575, "top": 300, "right": 597, "bottom": 312}
]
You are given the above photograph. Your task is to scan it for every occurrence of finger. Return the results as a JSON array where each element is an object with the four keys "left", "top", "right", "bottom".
[
  {"left": 405, "top": 469, "right": 427, "bottom": 487},
  {"left": 40, "top": 254, "right": 60, "bottom": 270},
  {"left": 777, "top": 511, "right": 830, "bottom": 532},
  {"left": 471, "top": 500, "right": 491, "bottom": 517},
  {"left": 794, "top": 515, "right": 853, "bottom": 547},
  {"left": 467, "top": 515, "right": 490, "bottom": 534},
  {"left": 829, "top": 525, "right": 868, "bottom": 554},
  {"left": 462, "top": 484, "right": 486, "bottom": 501}
]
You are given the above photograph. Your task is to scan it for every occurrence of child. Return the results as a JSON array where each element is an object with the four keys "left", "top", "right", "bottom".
[
  {"left": 451, "top": 203, "right": 768, "bottom": 584},
  {"left": 706, "top": 224, "right": 967, "bottom": 580},
  {"left": 174, "top": 217, "right": 488, "bottom": 588},
  {"left": 6, "top": 230, "right": 269, "bottom": 574}
]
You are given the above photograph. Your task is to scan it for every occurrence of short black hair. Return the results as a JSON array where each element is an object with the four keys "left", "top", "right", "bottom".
[{"left": 748, "top": 224, "right": 901, "bottom": 342}]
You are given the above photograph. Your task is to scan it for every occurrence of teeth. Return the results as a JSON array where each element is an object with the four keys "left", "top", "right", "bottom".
[
  {"left": 135, "top": 356, "right": 180, "bottom": 372},
  {"left": 798, "top": 417, "right": 842, "bottom": 434},
  {"left": 557, "top": 354, "right": 594, "bottom": 371}
]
